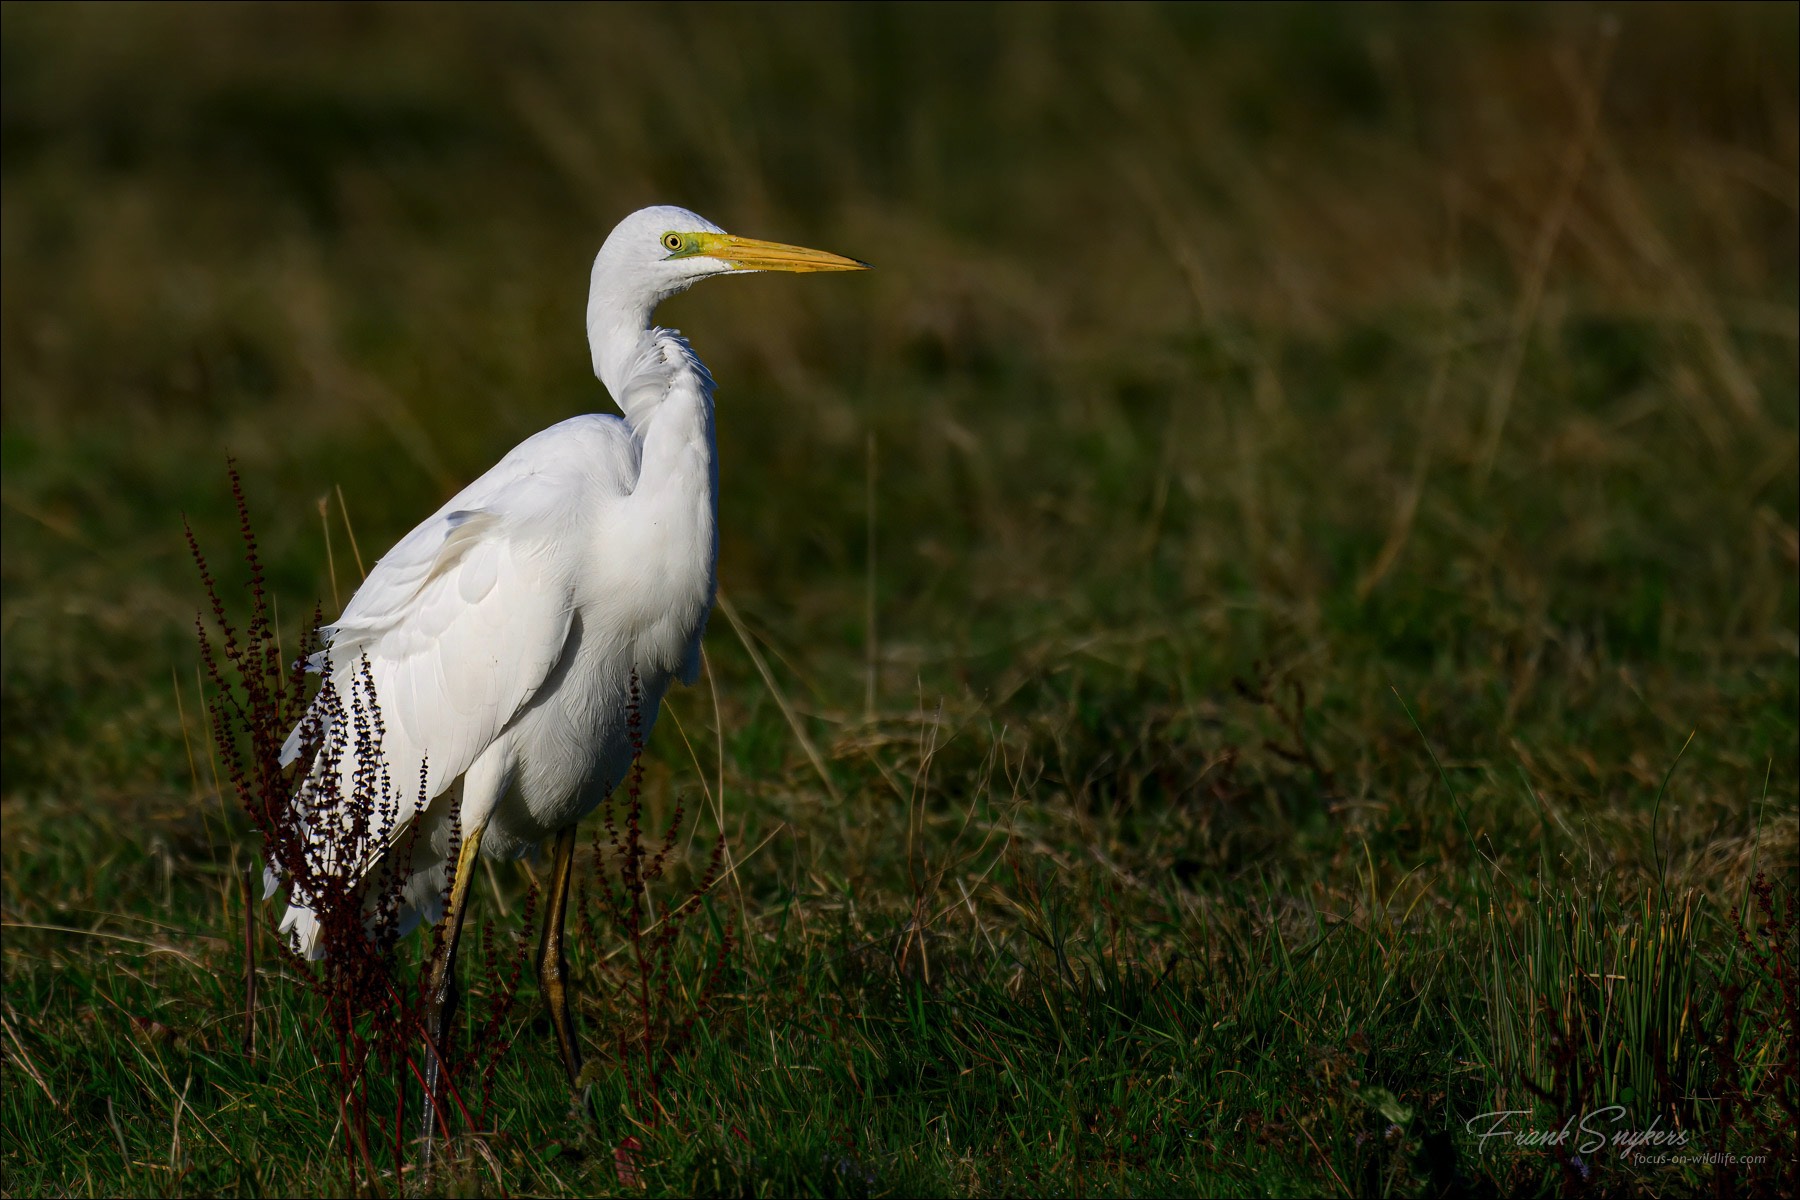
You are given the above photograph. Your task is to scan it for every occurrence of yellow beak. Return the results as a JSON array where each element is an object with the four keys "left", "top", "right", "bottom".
[{"left": 698, "top": 232, "right": 869, "bottom": 273}]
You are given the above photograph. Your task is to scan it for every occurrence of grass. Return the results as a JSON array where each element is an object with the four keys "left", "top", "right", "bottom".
[{"left": 3, "top": 3, "right": 1797, "bottom": 1195}]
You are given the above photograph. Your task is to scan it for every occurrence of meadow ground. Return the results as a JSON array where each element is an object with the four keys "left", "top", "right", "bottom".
[{"left": 2, "top": 4, "right": 1796, "bottom": 1196}]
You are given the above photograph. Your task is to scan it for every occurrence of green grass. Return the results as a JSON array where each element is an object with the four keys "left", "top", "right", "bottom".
[{"left": 3, "top": 3, "right": 1796, "bottom": 1196}]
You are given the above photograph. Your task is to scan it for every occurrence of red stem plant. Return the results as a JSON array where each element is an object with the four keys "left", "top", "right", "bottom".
[
  {"left": 575, "top": 670, "right": 734, "bottom": 1115},
  {"left": 189, "top": 465, "right": 529, "bottom": 1194}
]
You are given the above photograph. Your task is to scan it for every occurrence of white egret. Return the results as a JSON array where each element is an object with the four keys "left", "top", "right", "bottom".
[{"left": 272, "top": 205, "right": 866, "bottom": 1134}]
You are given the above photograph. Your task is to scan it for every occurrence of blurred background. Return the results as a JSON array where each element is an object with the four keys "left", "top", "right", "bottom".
[
  {"left": 6, "top": 0, "right": 1799, "bottom": 892},
  {"left": 2, "top": 3, "right": 1796, "bottom": 1192},
  {"left": 4, "top": 2, "right": 1793, "bottom": 844}
]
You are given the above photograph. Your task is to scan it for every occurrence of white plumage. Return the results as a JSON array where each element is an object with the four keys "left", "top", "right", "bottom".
[{"left": 270, "top": 206, "right": 865, "bottom": 960}]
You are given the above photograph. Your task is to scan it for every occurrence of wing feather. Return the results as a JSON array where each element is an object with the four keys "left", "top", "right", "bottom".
[{"left": 273, "top": 415, "right": 640, "bottom": 955}]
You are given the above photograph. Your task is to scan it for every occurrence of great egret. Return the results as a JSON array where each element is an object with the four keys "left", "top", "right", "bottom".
[{"left": 273, "top": 205, "right": 866, "bottom": 1137}]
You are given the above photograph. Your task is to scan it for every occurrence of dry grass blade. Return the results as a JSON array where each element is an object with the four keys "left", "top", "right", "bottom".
[
  {"left": 1475, "top": 20, "right": 1618, "bottom": 484},
  {"left": 715, "top": 590, "right": 843, "bottom": 806},
  {"left": 1, "top": 1007, "right": 63, "bottom": 1111},
  {"left": 1, "top": 922, "right": 214, "bottom": 968}
]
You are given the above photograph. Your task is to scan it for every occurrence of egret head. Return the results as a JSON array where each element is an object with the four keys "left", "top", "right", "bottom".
[
  {"left": 587, "top": 205, "right": 866, "bottom": 397},
  {"left": 592, "top": 205, "right": 868, "bottom": 308}
]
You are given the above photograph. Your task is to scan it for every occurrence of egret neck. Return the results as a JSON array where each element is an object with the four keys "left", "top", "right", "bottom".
[{"left": 585, "top": 258, "right": 720, "bottom": 655}]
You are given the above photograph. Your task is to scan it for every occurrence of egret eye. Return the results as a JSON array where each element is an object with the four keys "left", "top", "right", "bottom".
[{"left": 662, "top": 233, "right": 684, "bottom": 252}]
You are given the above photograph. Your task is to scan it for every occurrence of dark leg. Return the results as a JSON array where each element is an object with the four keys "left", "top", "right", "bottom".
[
  {"left": 537, "top": 824, "right": 584, "bottom": 1089},
  {"left": 420, "top": 822, "right": 485, "bottom": 1165}
]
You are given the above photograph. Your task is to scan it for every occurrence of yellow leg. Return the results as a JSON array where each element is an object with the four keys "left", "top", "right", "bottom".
[
  {"left": 420, "top": 820, "right": 485, "bottom": 1162},
  {"left": 537, "top": 824, "right": 584, "bottom": 1089}
]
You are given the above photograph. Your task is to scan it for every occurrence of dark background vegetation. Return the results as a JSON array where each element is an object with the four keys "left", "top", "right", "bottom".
[{"left": 3, "top": 3, "right": 1795, "bottom": 1195}]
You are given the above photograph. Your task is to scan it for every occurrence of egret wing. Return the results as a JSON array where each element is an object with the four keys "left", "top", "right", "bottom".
[{"left": 275, "top": 416, "right": 639, "bottom": 906}]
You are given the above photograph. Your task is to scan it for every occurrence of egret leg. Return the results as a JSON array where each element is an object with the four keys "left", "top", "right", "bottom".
[
  {"left": 420, "top": 820, "right": 486, "bottom": 1164},
  {"left": 537, "top": 824, "right": 584, "bottom": 1090}
]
